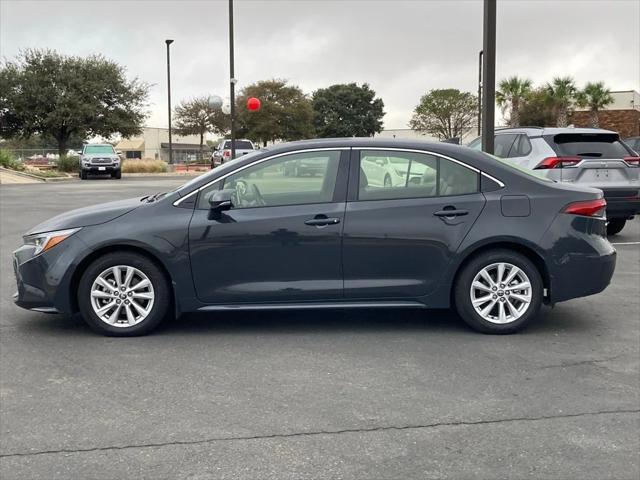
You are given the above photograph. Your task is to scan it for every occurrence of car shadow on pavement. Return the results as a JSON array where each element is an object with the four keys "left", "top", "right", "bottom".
[{"left": 15, "top": 304, "right": 595, "bottom": 338}]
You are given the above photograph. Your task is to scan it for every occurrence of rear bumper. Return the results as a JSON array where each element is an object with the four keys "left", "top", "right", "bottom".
[
  {"left": 542, "top": 214, "right": 617, "bottom": 303},
  {"left": 601, "top": 188, "right": 640, "bottom": 219}
]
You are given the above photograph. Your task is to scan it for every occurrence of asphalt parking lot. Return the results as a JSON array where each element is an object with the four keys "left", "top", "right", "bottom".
[{"left": 1, "top": 176, "right": 639, "bottom": 480}]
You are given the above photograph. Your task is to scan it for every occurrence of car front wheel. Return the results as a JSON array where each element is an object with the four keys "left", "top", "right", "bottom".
[
  {"left": 77, "top": 252, "right": 171, "bottom": 336},
  {"left": 454, "top": 250, "right": 543, "bottom": 334}
]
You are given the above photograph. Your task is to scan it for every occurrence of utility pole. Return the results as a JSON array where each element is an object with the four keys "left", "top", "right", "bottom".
[
  {"left": 228, "top": 0, "right": 236, "bottom": 161},
  {"left": 165, "top": 39, "right": 174, "bottom": 164},
  {"left": 481, "top": 0, "right": 496, "bottom": 154},
  {"left": 477, "top": 50, "right": 483, "bottom": 137}
]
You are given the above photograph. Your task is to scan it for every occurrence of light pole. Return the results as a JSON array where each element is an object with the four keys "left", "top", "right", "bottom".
[
  {"left": 477, "top": 50, "right": 483, "bottom": 137},
  {"left": 228, "top": 0, "right": 236, "bottom": 161},
  {"left": 165, "top": 39, "right": 174, "bottom": 164},
  {"left": 481, "top": 0, "right": 496, "bottom": 154}
]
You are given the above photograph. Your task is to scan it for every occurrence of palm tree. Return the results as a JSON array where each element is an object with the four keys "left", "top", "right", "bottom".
[
  {"left": 496, "top": 76, "right": 532, "bottom": 127},
  {"left": 576, "top": 82, "right": 614, "bottom": 128},
  {"left": 544, "top": 77, "right": 577, "bottom": 127}
]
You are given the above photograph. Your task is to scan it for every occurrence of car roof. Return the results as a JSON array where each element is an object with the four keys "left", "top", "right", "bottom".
[
  {"left": 261, "top": 137, "right": 474, "bottom": 157},
  {"left": 496, "top": 127, "right": 618, "bottom": 136}
]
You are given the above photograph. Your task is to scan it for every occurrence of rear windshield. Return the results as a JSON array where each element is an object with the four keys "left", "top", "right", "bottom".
[
  {"left": 84, "top": 145, "right": 115, "bottom": 154},
  {"left": 223, "top": 140, "right": 253, "bottom": 150},
  {"left": 548, "top": 133, "right": 631, "bottom": 158}
]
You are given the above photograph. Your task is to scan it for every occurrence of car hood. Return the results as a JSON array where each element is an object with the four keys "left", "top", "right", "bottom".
[{"left": 25, "top": 197, "right": 142, "bottom": 235}]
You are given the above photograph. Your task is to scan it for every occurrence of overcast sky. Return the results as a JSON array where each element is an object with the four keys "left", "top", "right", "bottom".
[{"left": 1, "top": 0, "right": 639, "bottom": 130}]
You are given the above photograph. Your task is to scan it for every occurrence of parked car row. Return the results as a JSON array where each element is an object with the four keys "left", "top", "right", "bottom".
[{"left": 468, "top": 127, "right": 640, "bottom": 235}]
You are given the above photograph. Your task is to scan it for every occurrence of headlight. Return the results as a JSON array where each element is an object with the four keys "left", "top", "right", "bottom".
[{"left": 23, "top": 228, "right": 81, "bottom": 255}]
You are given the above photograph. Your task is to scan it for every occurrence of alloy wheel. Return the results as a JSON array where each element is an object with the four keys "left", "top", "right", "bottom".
[
  {"left": 469, "top": 262, "right": 532, "bottom": 324},
  {"left": 90, "top": 265, "right": 155, "bottom": 327}
]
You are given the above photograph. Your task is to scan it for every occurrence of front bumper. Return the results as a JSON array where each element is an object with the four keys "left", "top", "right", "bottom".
[
  {"left": 83, "top": 164, "right": 120, "bottom": 173},
  {"left": 13, "top": 235, "right": 90, "bottom": 313}
]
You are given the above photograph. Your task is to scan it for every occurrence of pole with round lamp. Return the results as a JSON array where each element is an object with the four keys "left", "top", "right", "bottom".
[{"left": 165, "top": 39, "right": 174, "bottom": 164}]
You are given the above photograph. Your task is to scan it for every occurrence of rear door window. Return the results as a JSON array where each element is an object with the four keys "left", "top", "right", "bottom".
[
  {"left": 548, "top": 133, "right": 632, "bottom": 158},
  {"left": 508, "top": 134, "right": 532, "bottom": 157}
]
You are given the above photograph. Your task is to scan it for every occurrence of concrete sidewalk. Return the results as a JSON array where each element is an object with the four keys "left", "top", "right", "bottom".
[{"left": 0, "top": 169, "right": 42, "bottom": 184}]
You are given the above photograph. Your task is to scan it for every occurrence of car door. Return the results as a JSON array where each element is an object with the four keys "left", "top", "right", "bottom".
[
  {"left": 188, "top": 149, "right": 349, "bottom": 304},
  {"left": 343, "top": 149, "right": 486, "bottom": 300}
]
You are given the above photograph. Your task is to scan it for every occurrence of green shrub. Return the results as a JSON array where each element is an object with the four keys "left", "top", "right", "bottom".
[
  {"left": 0, "top": 149, "right": 25, "bottom": 170},
  {"left": 56, "top": 155, "right": 80, "bottom": 172},
  {"left": 122, "top": 159, "right": 168, "bottom": 173}
]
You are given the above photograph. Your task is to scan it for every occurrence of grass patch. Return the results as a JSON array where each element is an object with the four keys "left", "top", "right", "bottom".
[
  {"left": 0, "top": 149, "right": 26, "bottom": 171},
  {"left": 26, "top": 169, "right": 68, "bottom": 178},
  {"left": 122, "top": 159, "right": 168, "bottom": 173}
]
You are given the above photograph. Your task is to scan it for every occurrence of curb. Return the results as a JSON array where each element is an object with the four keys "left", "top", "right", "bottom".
[{"left": 0, "top": 167, "right": 74, "bottom": 182}]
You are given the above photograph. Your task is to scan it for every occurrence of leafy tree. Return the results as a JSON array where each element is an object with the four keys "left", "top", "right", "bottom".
[
  {"left": 409, "top": 89, "right": 477, "bottom": 140},
  {"left": 235, "top": 79, "right": 314, "bottom": 146},
  {"left": 0, "top": 49, "right": 149, "bottom": 156},
  {"left": 173, "top": 96, "right": 229, "bottom": 160},
  {"left": 312, "top": 83, "right": 385, "bottom": 137},
  {"left": 518, "top": 88, "right": 556, "bottom": 127},
  {"left": 496, "top": 76, "right": 532, "bottom": 127},
  {"left": 575, "top": 81, "right": 613, "bottom": 128},
  {"left": 545, "top": 76, "right": 577, "bottom": 127}
]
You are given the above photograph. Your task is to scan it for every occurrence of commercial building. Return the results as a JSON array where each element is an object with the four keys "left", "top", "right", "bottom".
[
  {"left": 116, "top": 127, "right": 209, "bottom": 163},
  {"left": 570, "top": 90, "right": 640, "bottom": 138}
]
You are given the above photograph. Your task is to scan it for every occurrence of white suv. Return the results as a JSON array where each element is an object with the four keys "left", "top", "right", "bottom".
[{"left": 469, "top": 127, "right": 640, "bottom": 235}]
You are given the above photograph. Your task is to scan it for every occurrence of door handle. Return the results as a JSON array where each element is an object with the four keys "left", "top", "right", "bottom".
[
  {"left": 304, "top": 216, "right": 341, "bottom": 226},
  {"left": 434, "top": 209, "right": 469, "bottom": 217}
]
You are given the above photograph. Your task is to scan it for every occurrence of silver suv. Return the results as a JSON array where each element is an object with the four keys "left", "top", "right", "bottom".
[
  {"left": 79, "top": 144, "right": 121, "bottom": 180},
  {"left": 469, "top": 127, "right": 640, "bottom": 235}
]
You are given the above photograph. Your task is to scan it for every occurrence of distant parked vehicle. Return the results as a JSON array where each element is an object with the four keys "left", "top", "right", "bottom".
[
  {"left": 211, "top": 139, "right": 255, "bottom": 168},
  {"left": 79, "top": 144, "right": 121, "bottom": 180},
  {"left": 468, "top": 127, "right": 640, "bottom": 235}
]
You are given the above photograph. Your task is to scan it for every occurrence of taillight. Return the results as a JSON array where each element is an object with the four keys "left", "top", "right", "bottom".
[
  {"left": 535, "top": 156, "right": 581, "bottom": 169},
  {"left": 562, "top": 198, "right": 607, "bottom": 217},
  {"left": 624, "top": 156, "right": 640, "bottom": 166},
  {"left": 223, "top": 150, "right": 231, "bottom": 157}
]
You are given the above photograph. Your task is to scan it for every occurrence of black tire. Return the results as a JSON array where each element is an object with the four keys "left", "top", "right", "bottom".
[
  {"left": 113, "top": 169, "right": 122, "bottom": 179},
  {"left": 77, "top": 252, "right": 171, "bottom": 336},
  {"left": 454, "top": 249, "right": 543, "bottom": 334},
  {"left": 80, "top": 170, "right": 87, "bottom": 180},
  {"left": 606, "top": 218, "right": 626, "bottom": 236}
]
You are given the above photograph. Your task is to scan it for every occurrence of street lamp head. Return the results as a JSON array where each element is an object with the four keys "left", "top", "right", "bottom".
[{"left": 165, "top": 39, "right": 174, "bottom": 45}]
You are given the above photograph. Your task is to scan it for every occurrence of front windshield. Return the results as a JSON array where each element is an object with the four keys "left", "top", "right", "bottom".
[
  {"left": 84, "top": 145, "right": 115, "bottom": 154},
  {"left": 174, "top": 149, "right": 266, "bottom": 194}
]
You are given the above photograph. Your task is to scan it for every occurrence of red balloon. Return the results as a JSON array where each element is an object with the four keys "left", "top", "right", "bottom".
[{"left": 247, "top": 97, "right": 261, "bottom": 111}]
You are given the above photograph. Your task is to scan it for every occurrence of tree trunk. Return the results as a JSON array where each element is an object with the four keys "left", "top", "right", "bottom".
[
  {"left": 590, "top": 109, "right": 599, "bottom": 128},
  {"left": 199, "top": 133, "right": 204, "bottom": 162},
  {"left": 557, "top": 108, "right": 568, "bottom": 127},
  {"left": 57, "top": 137, "right": 68, "bottom": 158},
  {"left": 511, "top": 98, "right": 520, "bottom": 127}
]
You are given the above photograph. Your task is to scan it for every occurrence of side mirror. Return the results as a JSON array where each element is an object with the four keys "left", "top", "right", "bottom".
[{"left": 208, "top": 189, "right": 234, "bottom": 212}]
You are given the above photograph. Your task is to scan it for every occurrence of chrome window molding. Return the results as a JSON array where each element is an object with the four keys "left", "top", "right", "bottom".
[
  {"left": 174, "top": 145, "right": 505, "bottom": 206},
  {"left": 353, "top": 146, "right": 506, "bottom": 188},
  {"left": 173, "top": 147, "right": 349, "bottom": 206}
]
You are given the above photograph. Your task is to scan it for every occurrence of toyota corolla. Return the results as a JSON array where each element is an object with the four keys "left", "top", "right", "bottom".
[{"left": 13, "top": 138, "right": 616, "bottom": 336}]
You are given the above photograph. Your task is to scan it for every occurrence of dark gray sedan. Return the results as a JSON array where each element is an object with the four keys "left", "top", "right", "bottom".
[{"left": 13, "top": 138, "right": 616, "bottom": 336}]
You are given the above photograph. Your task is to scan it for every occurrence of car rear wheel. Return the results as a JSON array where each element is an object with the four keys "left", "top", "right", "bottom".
[
  {"left": 606, "top": 218, "right": 626, "bottom": 236},
  {"left": 454, "top": 250, "right": 543, "bottom": 334},
  {"left": 80, "top": 170, "right": 87, "bottom": 180},
  {"left": 78, "top": 252, "right": 171, "bottom": 336}
]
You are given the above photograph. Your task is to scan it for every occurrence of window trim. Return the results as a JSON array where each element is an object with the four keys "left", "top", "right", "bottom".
[
  {"left": 348, "top": 147, "right": 504, "bottom": 202},
  {"left": 173, "top": 147, "right": 350, "bottom": 207}
]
